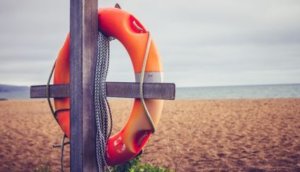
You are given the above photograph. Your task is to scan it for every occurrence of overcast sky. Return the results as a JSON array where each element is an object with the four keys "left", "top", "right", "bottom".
[{"left": 1, "top": 0, "right": 300, "bottom": 87}]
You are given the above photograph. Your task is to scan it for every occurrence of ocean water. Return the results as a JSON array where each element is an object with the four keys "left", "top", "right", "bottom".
[
  {"left": 176, "top": 84, "right": 300, "bottom": 99},
  {"left": 0, "top": 85, "right": 29, "bottom": 99},
  {"left": 0, "top": 90, "right": 29, "bottom": 100}
]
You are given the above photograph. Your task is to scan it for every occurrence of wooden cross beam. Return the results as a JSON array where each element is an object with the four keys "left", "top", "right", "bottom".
[{"left": 30, "top": 83, "right": 175, "bottom": 100}]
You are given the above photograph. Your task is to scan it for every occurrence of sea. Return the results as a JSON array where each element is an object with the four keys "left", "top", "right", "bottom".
[
  {"left": 176, "top": 83, "right": 300, "bottom": 100},
  {"left": 0, "top": 84, "right": 300, "bottom": 100}
]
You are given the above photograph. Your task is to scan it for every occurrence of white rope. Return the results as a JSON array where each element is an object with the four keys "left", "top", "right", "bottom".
[{"left": 139, "top": 32, "right": 156, "bottom": 133}]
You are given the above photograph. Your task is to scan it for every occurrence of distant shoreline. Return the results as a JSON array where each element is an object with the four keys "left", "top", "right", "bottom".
[
  {"left": 177, "top": 82, "right": 300, "bottom": 89},
  {"left": 176, "top": 83, "right": 300, "bottom": 99}
]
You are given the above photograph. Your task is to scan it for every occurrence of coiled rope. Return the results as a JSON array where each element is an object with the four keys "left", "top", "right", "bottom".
[{"left": 95, "top": 32, "right": 112, "bottom": 172}]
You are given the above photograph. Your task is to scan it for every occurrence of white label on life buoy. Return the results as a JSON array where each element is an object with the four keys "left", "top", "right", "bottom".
[{"left": 135, "top": 72, "right": 163, "bottom": 83}]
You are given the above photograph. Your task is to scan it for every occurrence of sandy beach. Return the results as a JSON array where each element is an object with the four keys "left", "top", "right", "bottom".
[{"left": 0, "top": 99, "right": 300, "bottom": 171}]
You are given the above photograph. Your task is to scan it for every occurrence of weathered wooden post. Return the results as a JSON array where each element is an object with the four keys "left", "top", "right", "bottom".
[{"left": 70, "top": 0, "right": 98, "bottom": 171}]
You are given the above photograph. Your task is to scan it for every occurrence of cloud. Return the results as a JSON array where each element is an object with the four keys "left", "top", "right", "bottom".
[{"left": 1, "top": 0, "right": 300, "bottom": 86}]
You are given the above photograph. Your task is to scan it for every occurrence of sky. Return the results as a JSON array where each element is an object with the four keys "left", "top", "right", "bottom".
[{"left": 0, "top": 0, "right": 300, "bottom": 87}]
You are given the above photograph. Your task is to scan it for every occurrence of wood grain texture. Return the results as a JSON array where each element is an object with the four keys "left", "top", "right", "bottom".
[
  {"left": 30, "top": 82, "right": 176, "bottom": 100},
  {"left": 70, "top": 0, "right": 98, "bottom": 171},
  {"left": 30, "top": 84, "right": 69, "bottom": 98}
]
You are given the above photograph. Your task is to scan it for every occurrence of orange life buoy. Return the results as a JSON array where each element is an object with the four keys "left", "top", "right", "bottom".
[{"left": 53, "top": 8, "right": 164, "bottom": 165}]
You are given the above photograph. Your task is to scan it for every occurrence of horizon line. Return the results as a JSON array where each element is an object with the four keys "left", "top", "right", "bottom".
[{"left": 1, "top": 82, "right": 300, "bottom": 88}]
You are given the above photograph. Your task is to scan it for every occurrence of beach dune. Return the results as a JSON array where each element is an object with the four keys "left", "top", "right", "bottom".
[{"left": 0, "top": 99, "right": 300, "bottom": 171}]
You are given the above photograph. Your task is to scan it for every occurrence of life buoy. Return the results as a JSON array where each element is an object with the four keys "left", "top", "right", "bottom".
[{"left": 53, "top": 8, "right": 164, "bottom": 165}]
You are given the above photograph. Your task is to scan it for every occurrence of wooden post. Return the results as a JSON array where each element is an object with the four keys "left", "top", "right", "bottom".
[{"left": 70, "top": 0, "right": 99, "bottom": 171}]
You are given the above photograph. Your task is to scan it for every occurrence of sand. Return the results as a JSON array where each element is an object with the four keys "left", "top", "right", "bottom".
[{"left": 0, "top": 99, "right": 300, "bottom": 171}]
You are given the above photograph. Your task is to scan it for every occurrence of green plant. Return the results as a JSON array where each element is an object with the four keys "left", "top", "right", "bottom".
[
  {"left": 111, "top": 156, "right": 172, "bottom": 172},
  {"left": 33, "top": 163, "right": 51, "bottom": 172},
  {"left": 128, "top": 163, "right": 171, "bottom": 172}
]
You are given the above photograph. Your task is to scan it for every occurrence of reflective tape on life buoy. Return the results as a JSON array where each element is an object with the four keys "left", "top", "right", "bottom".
[{"left": 53, "top": 8, "right": 164, "bottom": 165}]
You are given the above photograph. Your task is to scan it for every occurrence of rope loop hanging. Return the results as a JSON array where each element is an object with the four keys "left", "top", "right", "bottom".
[{"left": 94, "top": 31, "right": 112, "bottom": 172}]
